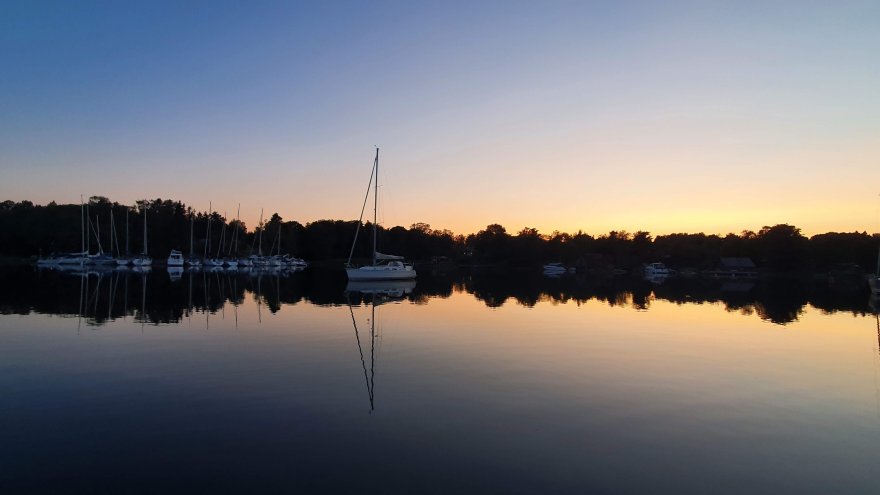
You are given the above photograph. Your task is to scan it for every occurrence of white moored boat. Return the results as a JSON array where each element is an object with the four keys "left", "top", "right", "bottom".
[
  {"left": 644, "top": 262, "right": 670, "bottom": 277},
  {"left": 345, "top": 148, "right": 416, "bottom": 281},
  {"left": 167, "top": 250, "right": 184, "bottom": 267}
]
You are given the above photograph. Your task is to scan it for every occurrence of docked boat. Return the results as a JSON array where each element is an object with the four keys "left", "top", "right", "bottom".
[
  {"left": 644, "top": 262, "right": 671, "bottom": 277},
  {"left": 282, "top": 255, "right": 308, "bottom": 269},
  {"left": 89, "top": 252, "right": 116, "bottom": 265},
  {"left": 167, "top": 250, "right": 184, "bottom": 267},
  {"left": 543, "top": 262, "right": 572, "bottom": 276},
  {"left": 345, "top": 149, "right": 416, "bottom": 281},
  {"left": 36, "top": 255, "right": 61, "bottom": 266},
  {"left": 56, "top": 252, "right": 89, "bottom": 266}
]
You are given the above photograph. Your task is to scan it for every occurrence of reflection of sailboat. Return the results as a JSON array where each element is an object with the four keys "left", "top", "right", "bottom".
[
  {"left": 345, "top": 148, "right": 416, "bottom": 281},
  {"left": 346, "top": 279, "right": 416, "bottom": 298}
]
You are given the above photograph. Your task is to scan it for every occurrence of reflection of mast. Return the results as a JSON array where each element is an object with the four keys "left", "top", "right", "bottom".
[
  {"left": 107, "top": 271, "right": 115, "bottom": 321},
  {"left": 347, "top": 293, "right": 378, "bottom": 412},
  {"left": 875, "top": 311, "right": 880, "bottom": 417},
  {"left": 257, "top": 273, "right": 263, "bottom": 324},
  {"left": 93, "top": 274, "right": 102, "bottom": 316},
  {"left": 123, "top": 270, "right": 129, "bottom": 319},
  {"left": 233, "top": 276, "right": 239, "bottom": 330},
  {"left": 77, "top": 273, "right": 84, "bottom": 334},
  {"left": 140, "top": 272, "right": 147, "bottom": 333},
  {"left": 217, "top": 271, "right": 225, "bottom": 319},
  {"left": 203, "top": 270, "right": 210, "bottom": 330},
  {"left": 188, "top": 269, "right": 193, "bottom": 327}
]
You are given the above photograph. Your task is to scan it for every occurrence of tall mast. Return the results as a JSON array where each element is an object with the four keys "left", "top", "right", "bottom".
[
  {"left": 258, "top": 208, "right": 264, "bottom": 256},
  {"left": 125, "top": 208, "right": 130, "bottom": 256},
  {"left": 204, "top": 202, "right": 212, "bottom": 259},
  {"left": 373, "top": 147, "right": 378, "bottom": 266},
  {"left": 189, "top": 214, "right": 194, "bottom": 258},
  {"left": 217, "top": 211, "right": 226, "bottom": 258},
  {"left": 143, "top": 205, "right": 148, "bottom": 256},
  {"left": 95, "top": 215, "right": 103, "bottom": 254},
  {"left": 110, "top": 210, "right": 115, "bottom": 257},
  {"left": 86, "top": 200, "right": 91, "bottom": 254},
  {"left": 80, "top": 195, "right": 85, "bottom": 255},
  {"left": 229, "top": 204, "right": 240, "bottom": 257}
]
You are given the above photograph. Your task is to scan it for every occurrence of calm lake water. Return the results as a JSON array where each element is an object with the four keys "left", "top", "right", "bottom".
[{"left": 1, "top": 266, "right": 879, "bottom": 494}]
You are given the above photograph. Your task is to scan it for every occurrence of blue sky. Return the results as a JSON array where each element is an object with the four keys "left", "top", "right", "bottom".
[{"left": 2, "top": 1, "right": 878, "bottom": 235}]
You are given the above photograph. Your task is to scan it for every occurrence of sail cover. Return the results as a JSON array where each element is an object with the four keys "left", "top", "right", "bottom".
[{"left": 375, "top": 252, "right": 404, "bottom": 260}]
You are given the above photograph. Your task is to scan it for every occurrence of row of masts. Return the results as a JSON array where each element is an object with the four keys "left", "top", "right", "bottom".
[
  {"left": 38, "top": 199, "right": 306, "bottom": 269},
  {"left": 192, "top": 205, "right": 306, "bottom": 268}
]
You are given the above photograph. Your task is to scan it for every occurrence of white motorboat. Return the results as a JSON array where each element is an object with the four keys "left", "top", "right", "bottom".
[
  {"left": 345, "top": 148, "right": 416, "bottom": 281},
  {"left": 167, "top": 250, "right": 184, "bottom": 267}
]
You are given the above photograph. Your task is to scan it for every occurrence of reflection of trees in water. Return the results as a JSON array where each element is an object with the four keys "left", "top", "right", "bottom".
[{"left": 2, "top": 266, "right": 877, "bottom": 326}]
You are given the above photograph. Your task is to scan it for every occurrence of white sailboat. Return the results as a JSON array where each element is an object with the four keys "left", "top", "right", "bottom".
[
  {"left": 185, "top": 213, "right": 202, "bottom": 267},
  {"left": 88, "top": 214, "right": 115, "bottom": 265},
  {"left": 55, "top": 196, "right": 90, "bottom": 266},
  {"left": 116, "top": 209, "right": 133, "bottom": 266},
  {"left": 345, "top": 148, "right": 416, "bottom": 281},
  {"left": 131, "top": 205, "right": 152, "bottom": 266},
  {"left": 203, "top": 203, "right": 224, "bottom": 267}
]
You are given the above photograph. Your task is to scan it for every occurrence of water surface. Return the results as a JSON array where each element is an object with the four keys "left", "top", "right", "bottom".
[{"left": 1, "top": 267, "right": 879, "bottom": 494}]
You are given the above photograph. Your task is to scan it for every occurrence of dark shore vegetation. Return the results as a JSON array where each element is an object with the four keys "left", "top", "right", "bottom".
[{"left": 1, "top": 197, "right": 878, "bottom": 274}]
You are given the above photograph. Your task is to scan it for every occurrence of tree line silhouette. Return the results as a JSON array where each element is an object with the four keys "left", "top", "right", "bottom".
[{"left": 1, "top": 197, "right": 878, "bottom": 273}]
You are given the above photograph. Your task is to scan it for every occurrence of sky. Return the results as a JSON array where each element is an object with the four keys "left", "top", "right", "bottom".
[{"left": 2, "top": 1, "right": 878, "bottom": 236}]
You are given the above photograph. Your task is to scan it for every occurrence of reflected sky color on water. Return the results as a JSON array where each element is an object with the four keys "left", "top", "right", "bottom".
[{"left": 1, "top": 268, "right": 879, "bottom": 493}]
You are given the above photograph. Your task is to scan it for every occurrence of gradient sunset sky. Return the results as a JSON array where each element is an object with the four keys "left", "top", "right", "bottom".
[{"left": 2, "top": 1, "right": 878, "bottom": 236}]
